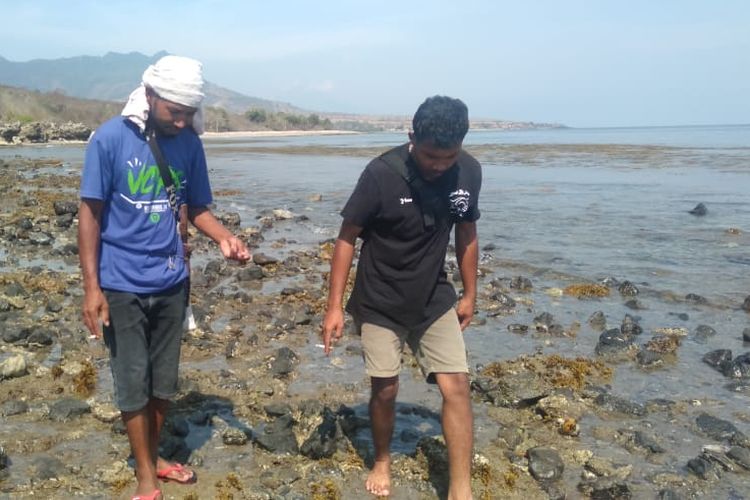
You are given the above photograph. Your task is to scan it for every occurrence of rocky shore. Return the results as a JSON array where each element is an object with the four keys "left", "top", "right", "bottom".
[
  {"left": 1, "top": 154, "right": 749, "bottom": 499},
  {"left": 0, "top": 122, "right": 91, "bottom": 144}
]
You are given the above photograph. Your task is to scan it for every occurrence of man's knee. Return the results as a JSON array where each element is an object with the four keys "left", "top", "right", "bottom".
[
  {"left": 371, "top": 376, "right": 399, "bottom": 403},
  {"left": 435, "top": 372, "right": 471, "bottom": 401}
]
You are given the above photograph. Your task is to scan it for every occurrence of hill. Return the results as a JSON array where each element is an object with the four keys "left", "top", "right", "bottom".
[{"left": 0, "top": 51, "right": 302, "bottom": 114}]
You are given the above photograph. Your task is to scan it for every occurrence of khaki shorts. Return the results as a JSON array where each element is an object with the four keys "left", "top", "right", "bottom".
[{"left": 359, "top": 309, "right": 468, "bottom": 383}]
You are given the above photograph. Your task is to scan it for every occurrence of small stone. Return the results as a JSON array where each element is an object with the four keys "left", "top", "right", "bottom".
[
  {"left": 527, "top": 447, "right": 564, "bottom": 482},
  {"left": 618, "top": 281, "right": 639, "bottom": 296},
  {"left": 688, "top": 202, "right": 707, "bottom": 216},
  {"left": 222, "top": 427, "right": 248, "bottom": 445},
  {"left": 0, "top": 354, "right": 28, "bottom": 379}
]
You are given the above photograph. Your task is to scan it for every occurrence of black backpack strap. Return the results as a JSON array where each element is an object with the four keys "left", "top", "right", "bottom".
[
  {"left": 379, "top": 146, "right": 458, "bottom": 230},
  {"left": 147, "top": 129, "right": 179, "bottom": 220}
]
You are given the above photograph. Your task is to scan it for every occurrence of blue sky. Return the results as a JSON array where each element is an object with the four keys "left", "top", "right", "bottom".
[{"left": 2, "top": 0, "right": 748, "bottom": 127}]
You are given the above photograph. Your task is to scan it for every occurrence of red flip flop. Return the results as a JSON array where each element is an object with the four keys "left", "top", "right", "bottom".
[
  {"left": 132, "top": 489, "right": 161, "bottom": 500},
  {"left": 156, "top": 463, "right": 196, "bottom": 484}
]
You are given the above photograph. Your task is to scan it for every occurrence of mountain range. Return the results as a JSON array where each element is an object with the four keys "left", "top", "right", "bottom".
[{"left": 0, "top": 51, "right": 303, "bottom": 114}]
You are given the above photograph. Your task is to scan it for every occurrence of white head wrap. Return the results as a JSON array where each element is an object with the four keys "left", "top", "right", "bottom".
[{"left": 121, "top": 55, "right": 206, "bottom": 134}]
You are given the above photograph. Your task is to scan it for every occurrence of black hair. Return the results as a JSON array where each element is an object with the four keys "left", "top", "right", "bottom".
[{"left": 412, "top": 95, "right": 469, "bottom": 148}]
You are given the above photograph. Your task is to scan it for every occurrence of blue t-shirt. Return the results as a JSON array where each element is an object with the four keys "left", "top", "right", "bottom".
[{"left": 80, "top": 117, "right": 213, "bottom": 293}]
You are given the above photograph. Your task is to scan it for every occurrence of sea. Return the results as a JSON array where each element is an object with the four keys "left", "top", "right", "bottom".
[{"left": 3, "top": 124, "right": 750, "bottom": 494}]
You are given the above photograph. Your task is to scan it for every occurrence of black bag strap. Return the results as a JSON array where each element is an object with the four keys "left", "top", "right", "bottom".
[
  {"left": 147, "top": 129, "right": 179, "bottom": 220},
  {"left": 380, "top": 146, "right": 457, "bottom": 229}
]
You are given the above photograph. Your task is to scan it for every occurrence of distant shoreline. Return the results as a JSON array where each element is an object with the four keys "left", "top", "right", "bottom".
[{"left": 202, "top": 129, "right": 360, "bottom": 139}]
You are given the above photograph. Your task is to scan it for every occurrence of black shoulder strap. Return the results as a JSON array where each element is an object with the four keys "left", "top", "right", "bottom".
[
  {"left": 379, "top": 146, "right": 458, "bottom": 230},
  {"left": 147, "top": 129, "right": 179, "bottom": 219}
]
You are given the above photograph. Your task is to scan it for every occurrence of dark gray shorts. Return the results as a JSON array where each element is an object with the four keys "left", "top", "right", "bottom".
[{"left": 103, "top": 282, "right": 186, "bottom": 412}]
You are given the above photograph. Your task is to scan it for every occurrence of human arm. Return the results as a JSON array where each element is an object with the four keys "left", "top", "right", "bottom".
[
  {"left": 322, "top": 221, "right": 362, "bottom": 355},
  {"left": 455, "top": 221, "right": 478, "bottom": 330},
  {"left": 188, "top": 206, "right": 250, "bottom": 262},
  {"left": 78, "top": 198, "right": 109, "bottom": 338}
]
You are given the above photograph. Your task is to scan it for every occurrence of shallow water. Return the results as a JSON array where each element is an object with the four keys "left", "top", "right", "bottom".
[{"left": 3, "top": 125, "right": 749, "bottom": 495}]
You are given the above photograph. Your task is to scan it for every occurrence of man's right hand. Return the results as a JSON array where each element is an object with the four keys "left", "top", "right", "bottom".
[
  {"left": 322, "top": 308, "right": 344, "bottom": 356},
  {"left": 82, "top": 288, "right": 109, "bottom": 338}
]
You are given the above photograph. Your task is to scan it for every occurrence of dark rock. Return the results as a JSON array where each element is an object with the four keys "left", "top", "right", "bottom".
[
  {"left": 593, "top": 393, "right": 646, "bottom": 416},
  {"left": 49, "top": 398, "right": 91, "bottom": 422},
  {"left": 4, "top": 282, "right": 28, "bottom": 297},
  {"left": 722, "top": 352, "right": 750, "bottom": 379},
  {"left": 636, "top": 349, "right": 663, "bottom": 368},
  {"left": 509, "top": 276, "right": 532, "bottom": 292},
  {"left": 264, "top": 403, "right": 292, "bottom": 417},
  {"left": 0, "top": 445, "right": 6, "bottom": 470},
  {"left": 507, "top": 323, "right": 528, "bottom": 334},
  {"left": 46, "top": 300, "right": 63, "bottom": 313},
  {"left": 482, "top": 243, "right": 496, "bottom": 251},
  {"left": 490, "top": 291, "right": 516, "bottom": 309},
  {"left": 28, "top": 232, "right": 53, "bottom": 245},
  {"left": 55, "top": 213, "right": 74, "bottom": 228},
  {"left": 687, "top": 456, "right": 719, "bottom": 480},
  {"left": 729, "top": 431, "right": 750, "bottom": 448},
  {"left": 203, "top": 259, "right": 228, "bottom": 277},
  {"left": 222, "top": 427, "right": 249, "bottom": 446},
  {"left": 299, "top": 399, "right": 325, "bottom": 417},
  {"left": 236, "top": 265, "right": 264, "bottom": 282},
  {"left": 533, "top": 312, "right": 554, "bottom": 331},
  {"left": 29, "top": 456, "right": 66, "bottom": 480},
  {"left": 631, "top": 430, "right": 666, "bottom": 453},
  {"left": 270, "top": 347, "right": 298, "bottom": 377},
  {"left": 743, "top": 328, "right": 750, "bottom": 343},
  {"left": 218, "top": 212, "right": 241, "bottom": 228},
  {"left": 588, "top": 311, "right": 607, "bottom": 330},
  {"left": 620, "top": 315, "right": 642, "bottom": 336},
  {"left": 1, "top": 399, "right": 29, "bottom": 416},
  {"left": 52, "top": 200, "right": 78, "bottom": 216},
  {"left": 595, "top": 328, "right": 635, "bottom": 356},
  {"left": 743, "top": 296, "right": 750, "bottom": 313},
  {"left": 527, "top": 447, "right": 564, "bottom": 482},
  {"left": 300, "top": 407, "right": 348, "bottom": 459},
  {"left": 657, "top": 489, "right": 682, "bottom": 500},
  {"left": 253, "top": 253, "right": 279, "bottom": 266},
  {"left": 702, "top": 349, "right": 732, "bottom": 372},
  {"left": 695, "top": 413, "right": 738, "bottom": 441},
  {"left": 624, "top": 299, "right": 646, "bottom": 310},
  {"left": 668, "top": 312, "right": 689, "bottom": 321},
  {"left": 27, "top": 329, "right": 54, "bottom": 348},
  {"left": 579, "top": 478, "right": 632, "bottom": 499},
  {"left": 254, "top": 414, "right": 299, "bottom": 454},
  {"left": 2, "top": 327, "right": 31, "bottom": 344},
  {"left": 688, "top": 203, "right": 707, "bottom": 216},
  {"left": 727, "top": 446, "right": 750, "bottom": 469},
  {"left": 685, "top": 293, "right": 708, "bottom": 305},
  {"left": 618, "top": 281, "right": 639, "bottom": 297},
  {"left": 693, "top": 324, "right": 717, "bottom": 343}
]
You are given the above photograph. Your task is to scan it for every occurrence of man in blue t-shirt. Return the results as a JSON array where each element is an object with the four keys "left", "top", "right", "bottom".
[{"left": 79, "top": 55, "right": 250, "bottom": 500}]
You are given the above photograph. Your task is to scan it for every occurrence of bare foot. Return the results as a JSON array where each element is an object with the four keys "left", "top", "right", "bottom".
[{"left": 365, "top": 459, "right": 391, "bottom": 497}]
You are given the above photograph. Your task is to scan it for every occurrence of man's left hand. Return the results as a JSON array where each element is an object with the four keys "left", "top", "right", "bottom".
[
  {"left": 456, "top": 296, "right": 475, "bottom": 331},
  {"left": 220, "top": 236, "right": 251, "bottom": 262}
]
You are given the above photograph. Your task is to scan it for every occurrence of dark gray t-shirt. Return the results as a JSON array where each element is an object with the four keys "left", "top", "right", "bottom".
[{"left": 342, "top": 143, "right": 482, "bottom": 331}]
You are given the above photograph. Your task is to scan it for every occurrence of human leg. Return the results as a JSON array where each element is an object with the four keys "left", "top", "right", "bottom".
[
  {"left": 368, "top": 375, "right": 399, "bottom": 496},
  {"left": 410, "top": 310, "right": 473, "bottom": 499},
  {"left": 360, "top": 321, "right": 405, "bottom": 496},
  {"left": 435, "top": 372, "right": 473, "bottom": 500},
  {"left": 122, "top": 407, "right": 160, "bottom": 497},
  {"left": 104, "top": 290, "right": 156, "bottom": 497},
  {"left": 148, "top": 283, "right": 194, "bottom": 483}
]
